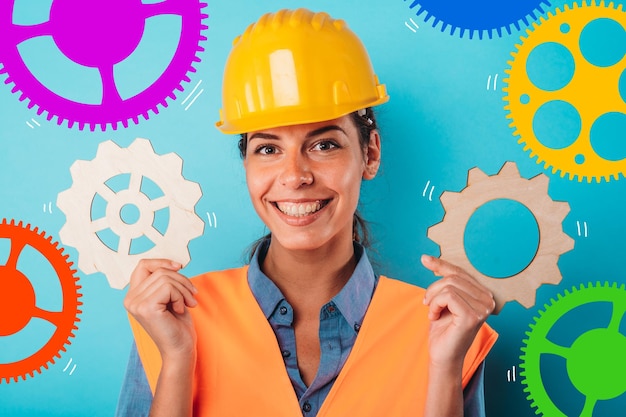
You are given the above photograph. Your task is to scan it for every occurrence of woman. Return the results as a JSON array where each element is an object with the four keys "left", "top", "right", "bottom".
[{"left": 118, "top": 8, "right": 497, "bottom": 417}]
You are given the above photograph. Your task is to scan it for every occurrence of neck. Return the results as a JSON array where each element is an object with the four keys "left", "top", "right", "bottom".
[{"left": 261, "top": 236, "right": 357, "bottom": 314}]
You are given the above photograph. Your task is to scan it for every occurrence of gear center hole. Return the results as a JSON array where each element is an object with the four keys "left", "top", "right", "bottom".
[
  {"left": 464, "top": 198, "right": 539, "bottom": 278},
  {"left": 120, "top": 203, "right": 141, "bottom": 225}
]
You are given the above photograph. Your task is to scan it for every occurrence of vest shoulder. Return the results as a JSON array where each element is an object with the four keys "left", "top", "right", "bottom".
[
  {"left": 191, "top": 265, "right": 249, "bottom": 291},
  {"left": 378, "top": 275, "right": 427, "bottom": 296}
]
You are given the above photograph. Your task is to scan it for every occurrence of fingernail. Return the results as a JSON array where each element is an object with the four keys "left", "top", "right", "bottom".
[{"left": 171, "top": 261, "right": 182, "bottom": 269}]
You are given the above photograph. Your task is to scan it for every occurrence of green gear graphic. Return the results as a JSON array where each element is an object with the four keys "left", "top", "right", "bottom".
[
  {"left": 503, "top": 1, "right": 626, "bottom": 182},
  {"left": 520, "top": 281, "right": 626, "bottom": 416}
]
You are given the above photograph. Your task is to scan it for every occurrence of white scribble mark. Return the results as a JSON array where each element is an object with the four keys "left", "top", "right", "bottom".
[
  {"left": 422, "top": 181, "right": 435, "bottom": 201},
  {"left": 487, "top": 74, "right": 499, "bottom": 90},
  {"left": 31, "top": 118, "right": 40, "bottom": 127},
  {"left": 63, "top": 358, "right": 73, "bottom": 372},
  {"left": 422, "top": 180, "right": 431, "bottom": 197},
  {"left": 506, "top": 365, "right": 516, "bottom": 382},
  {"left": 405, "top": 18, "right": 419, "bottom": 33},
  {"left": 576, "top": 221, "right": 588, "bottom": 237},
  {"left": 184, "top": 89, "right": 204, "bottom": 111},
  {"left": 181, "top": 80, "right": 202, "bottom": 105},
  {"left": 26, "top": 121, "right": 34, "bottom": 129},
  {"left": 206, "top": 212, "right": 217, "bottom": 228},
  {"left": 63, "top": 358, "right": 77, "bottom": 376}
]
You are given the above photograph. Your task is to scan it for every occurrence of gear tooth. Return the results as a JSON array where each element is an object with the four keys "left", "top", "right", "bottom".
[
  {"left": 498, "top": 161, "right": 521, "bottom": 178},
  {"left": 528, "top": 173, "right": 549, "bottom": 192},
  {"left": 439, "top": 191, "right": 462, "bottom": 209},
  {"left": 467, "top": 167, "right": 489, "bottom": 184},
  {"left": 426, "top": 222, "right": 445, "bottom": 244}
]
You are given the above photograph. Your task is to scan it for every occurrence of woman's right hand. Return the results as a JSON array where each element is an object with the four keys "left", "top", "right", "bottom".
[{"left": 124, "top": 259, "right": 198, "bottom": 361}]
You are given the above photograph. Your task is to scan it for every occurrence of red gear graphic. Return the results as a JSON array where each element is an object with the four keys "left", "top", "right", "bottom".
[{"left": 0, "top": 219, "right": 82, "bottom": 383}]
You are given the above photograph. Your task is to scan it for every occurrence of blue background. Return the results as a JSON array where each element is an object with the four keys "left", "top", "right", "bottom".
[{"left": 1, "top": 0, "right": 625, "bottom": 416}]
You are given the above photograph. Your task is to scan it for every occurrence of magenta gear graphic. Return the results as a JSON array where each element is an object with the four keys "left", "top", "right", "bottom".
[{"left": 0, "top": 0, "right": 208, "bottom": 131}]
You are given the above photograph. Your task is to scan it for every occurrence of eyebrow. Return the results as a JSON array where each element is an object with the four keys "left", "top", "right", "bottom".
[{"left": 248, "top": 125, "right": 346, "bottom": 142}]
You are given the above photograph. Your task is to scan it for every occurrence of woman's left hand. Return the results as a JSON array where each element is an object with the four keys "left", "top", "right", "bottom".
[{"left": 421, "top": 255, "right": 495, "bottom": 370}]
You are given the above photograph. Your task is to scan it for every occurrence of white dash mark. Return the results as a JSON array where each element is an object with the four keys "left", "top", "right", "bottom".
[
  {"left": 63, "top": 358, "right": 73, "bottom": 372},
  {"left": 185, "top": 89, "right": 204, "bottom": 111},
  {"left": 181, "top": 80, "right": 202, "bottom": 105},
  {"left": 422, "top": 180, "right": 431, "bottom": 197}
]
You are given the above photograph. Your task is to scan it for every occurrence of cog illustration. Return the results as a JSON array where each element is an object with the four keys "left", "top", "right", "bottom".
[
  {"left": 0, "top": 0, "right": 208, "bottom": 131},
  {"left": 427, "top": 161, "right": 574, "bottom": 313},
  {"left": 503, "top": 1, "right": 626, "bottom": 182},
  {"left": 404, "top": 0, "right": 551, "bottom": 38},
  {"left": 0, "top": 219, "right": 82, "bottom": 383},
  {"left": 56, "top": 138, "right": 204, "bottom": 289},
  {"left": 520, "top": 281, "right": 626, "bottom": 416}
]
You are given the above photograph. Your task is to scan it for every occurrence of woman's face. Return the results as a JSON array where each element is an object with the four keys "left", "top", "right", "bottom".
[{"left": 243, "top": 115, "right": 381, "bottom": 252}]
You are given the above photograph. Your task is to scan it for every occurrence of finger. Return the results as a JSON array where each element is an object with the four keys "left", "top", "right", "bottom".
[
  {"left": 132, "top": 265, "right": 197, "bottom": 298},
  {"left": 421, "top": 254, "right": 464, "bottom": 277},
  {"left": 427, "top": 287, "right": 470, "bottom": 321},
  {"left": 136, "top": 272, "right": 198, "bottom": 311},
  {"left": 424, "top": 274, "right": 493, "bottom": 308},
  {"left": 427, "top": 286, "right": 488, "bottom": 325},
  {"left": 130, "top": 258, "right": 183, "bottom": 288},
  {"left": 125, "top": 271, "right": 197, "bottom": 319}
]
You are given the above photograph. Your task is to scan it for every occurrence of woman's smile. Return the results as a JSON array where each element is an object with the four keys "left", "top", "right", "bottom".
[{"left": 273, "top": 199, "right": 330, "bottom": 217}]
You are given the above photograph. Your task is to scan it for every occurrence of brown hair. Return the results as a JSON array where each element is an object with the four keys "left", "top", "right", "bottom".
[{"left": 239, "top": 108, "right": 379, "bottom": 257}]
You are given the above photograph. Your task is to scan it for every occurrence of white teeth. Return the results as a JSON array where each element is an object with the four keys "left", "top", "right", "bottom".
[{"left": 276, "top": 201, "right": 323, "bottom": 217}]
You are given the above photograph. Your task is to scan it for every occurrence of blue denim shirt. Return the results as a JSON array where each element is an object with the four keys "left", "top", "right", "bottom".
[
  {"left": 115, "top": 240, "right": 487, "bottom": 416},
  {"left": 247, "top": 239, "right": 377, "bottom": 415}
]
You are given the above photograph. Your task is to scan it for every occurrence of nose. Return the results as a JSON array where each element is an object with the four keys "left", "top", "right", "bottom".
[{"left": 278, "top": 152, "right": 313, "bottom": 188}]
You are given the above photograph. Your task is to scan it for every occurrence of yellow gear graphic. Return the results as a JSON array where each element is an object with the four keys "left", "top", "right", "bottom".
[
  {"left": 57, "top": 138, "right": 204, "bottom": 290},
  {"left": 427, "top": 162, "right": 574, "bottom": 313},
  {"left": 503, "top": 1, "right": 626, "bottom": 182}
]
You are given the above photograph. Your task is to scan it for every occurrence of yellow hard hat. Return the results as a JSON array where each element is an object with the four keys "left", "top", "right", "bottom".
[{"left": 216, "top": 8, "right": 389, "bottom": 134}]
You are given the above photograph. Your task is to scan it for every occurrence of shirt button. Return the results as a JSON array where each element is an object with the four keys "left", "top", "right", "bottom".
[
  {"left": 282, "top": 350, "right": 291, "bottom": 358},
  {"left": 279, "top": 306, "right": 288, "bottom": 315},
  {"left": 327, "top": 305, "right": 336, "bottom": 313},
  {"left": 354, "top": 323, "right": 361, "bottom": 332},
  {"left": 302, "top": 402, "right": 312, "bottom": 413}
]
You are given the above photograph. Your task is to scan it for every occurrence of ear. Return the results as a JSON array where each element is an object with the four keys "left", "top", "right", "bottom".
[{"left": 363, "top": 130, "right": 381, "bottom": 180}]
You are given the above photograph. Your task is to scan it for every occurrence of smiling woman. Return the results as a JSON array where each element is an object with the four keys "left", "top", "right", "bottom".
[{"left": 117, "top": 8, "right": 498, "bottom": 417}]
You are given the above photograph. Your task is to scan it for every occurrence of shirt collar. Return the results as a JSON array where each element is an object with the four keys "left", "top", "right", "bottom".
[{"left": 247, "top": 238, "right": 377, "bottom": 328}]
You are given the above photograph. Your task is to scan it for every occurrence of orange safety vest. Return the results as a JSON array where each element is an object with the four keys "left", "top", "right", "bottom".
[{"left": 130, "top": 266, "right": 498, "bottom": 416}]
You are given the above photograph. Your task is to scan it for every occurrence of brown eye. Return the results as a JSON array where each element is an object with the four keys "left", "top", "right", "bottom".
[
  {"left": 313, "top": 141, "right": 339, "bottom": 151},
  {"left": 256, "top": 145, "right": 278, "bottom": 155}
]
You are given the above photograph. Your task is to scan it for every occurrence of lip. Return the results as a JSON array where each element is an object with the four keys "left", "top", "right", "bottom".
[{"left": 271, "top": 199, "right": 331, "bottom": 225}]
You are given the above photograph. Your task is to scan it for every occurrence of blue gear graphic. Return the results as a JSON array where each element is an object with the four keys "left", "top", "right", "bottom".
[{"left": 404, "top": 0, "right": 552, "bottom": 38}]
